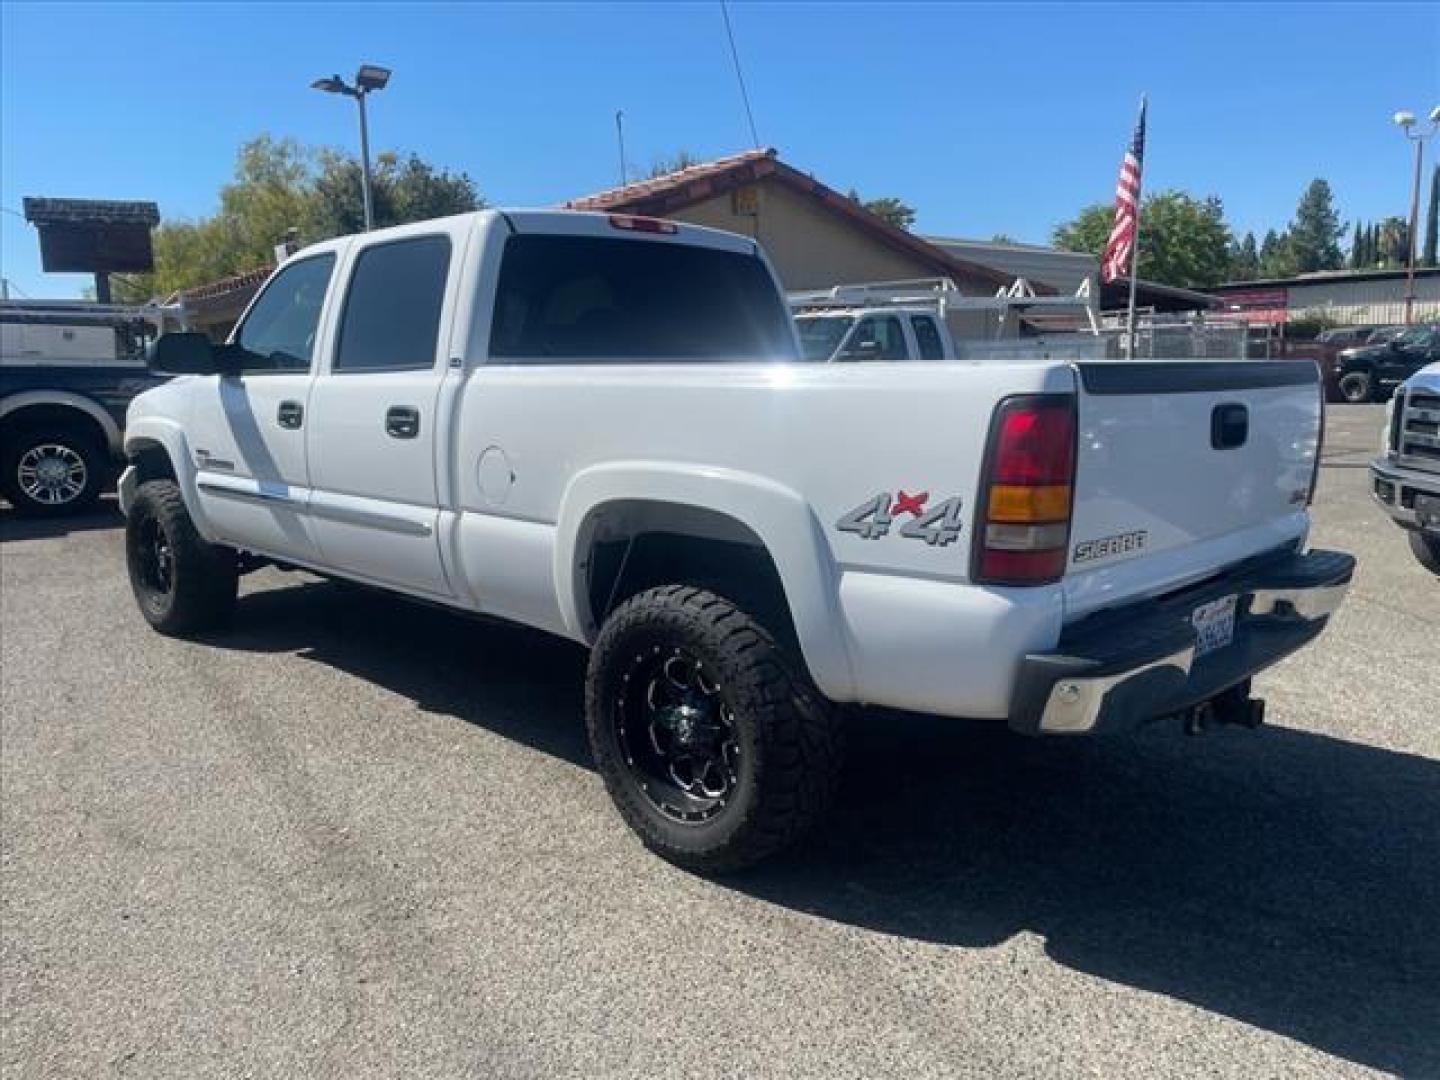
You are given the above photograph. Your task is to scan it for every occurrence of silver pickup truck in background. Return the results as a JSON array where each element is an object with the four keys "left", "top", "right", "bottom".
[{"left": 1372, "top": 362, "right": 1440, "bottom": 575}]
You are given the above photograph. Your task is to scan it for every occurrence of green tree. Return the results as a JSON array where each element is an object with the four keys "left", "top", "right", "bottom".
[
  {"left": 1051, "top": 204, "right": 1112, "bottom": 256},
  {"left": 1052, "top": 190, "right": 1233, "bottom": 287},
  {"left": 308, "top": 149, "right": 482, "bottom": 237},
  {"left": 847, "top": 189, "right": 917, "bottom": 230},
  {"left": 1285, "top": 178, "right": 1345, "bottom": 273},
  {"left": 1258, "top": 229, "right": 1294, "bottom": 278},
  {"left": 648, "top": 150, "right": 703, "bottom": 178},
  {"left": 1228, "top": 231, "right": 1260, "bottom": 281},
  {"left": 1423, "top": 165, "right": 1439, "bottom": 267},
  {"left": 1349, "top": 221, "right": 1365, "bottom": 269},
  {"left": 1377, "top": 216, "right": 1410, "bottom": 267},
  {"left": 112, "top": 134, "right": 482, "bottom": 302}
]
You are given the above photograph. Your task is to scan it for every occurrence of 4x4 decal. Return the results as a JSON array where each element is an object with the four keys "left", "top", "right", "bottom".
[{"left": 836, "top": 491, "right": 964, "bottom": 546}]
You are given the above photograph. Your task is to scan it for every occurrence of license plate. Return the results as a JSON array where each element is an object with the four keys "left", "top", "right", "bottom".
[
  {"left": 1191, "top": 594, "right": 1238, "bottom": 659},
  {"left": 1416, "top": 493, "right": 1440, "bottom": 531}
]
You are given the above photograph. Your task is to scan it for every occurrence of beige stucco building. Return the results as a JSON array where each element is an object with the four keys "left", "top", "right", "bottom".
[
  {"left": 565, "top": 149, "right": 1011, "bottom": 295},
  {"left": 179, "top": 148, "right": 1014, "bottom": 339}
]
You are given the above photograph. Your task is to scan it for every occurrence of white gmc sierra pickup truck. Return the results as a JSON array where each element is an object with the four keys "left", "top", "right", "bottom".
[{"left": 120, "top": 209, "right": 1354, "bottom": 870}]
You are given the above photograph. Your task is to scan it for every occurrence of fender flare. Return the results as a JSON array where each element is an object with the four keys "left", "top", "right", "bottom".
[
  {"left": 0, "top": 390, "right": 122, "bottom": 454},
  {"left": 121, "top": 418, "right": 217, "bottom": 539},
  {"left": 554, "top": 461, "right": 858, "bottom": 702}
]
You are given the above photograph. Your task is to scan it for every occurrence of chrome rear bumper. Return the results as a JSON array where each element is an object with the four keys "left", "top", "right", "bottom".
[{"left": 1010, "top": 548, "right": 1354, "bottom": 736}]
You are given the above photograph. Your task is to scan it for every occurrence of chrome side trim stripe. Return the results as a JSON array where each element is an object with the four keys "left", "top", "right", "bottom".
[
  {"left": 308, "top": 502, "right": 433, "bottom": 537},
  {"left": 196, "top": 477, "right": 296, "bottom": 506}
]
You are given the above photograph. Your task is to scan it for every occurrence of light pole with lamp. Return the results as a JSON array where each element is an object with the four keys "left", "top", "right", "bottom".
[
  {"left": 311, "top": 64, "right": 392, "bottom": 231},
  {"left": 1392, "top": 105, "right": 1440, "bottom": 324}
]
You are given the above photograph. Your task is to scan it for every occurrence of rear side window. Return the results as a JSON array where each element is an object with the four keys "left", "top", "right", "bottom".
[
  {"left": 910, "top": 316, "right": 944, "bottom": 360},
  {"left": 489, "top": 235, "right": 796, "bottom": 363},
  {"left": 335, "top": 236, "right": 451, "bottom": 372},
  {"left": 234, "top": 254, "right": 335, "bottom": 373}
]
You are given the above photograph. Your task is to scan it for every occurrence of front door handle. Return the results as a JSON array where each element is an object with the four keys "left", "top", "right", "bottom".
[
  {"left": 385, "top": 406, "right": 420, "bottom": 439},
  {"left": 277, "top": 400, "right": 304, "bottom": 429}
]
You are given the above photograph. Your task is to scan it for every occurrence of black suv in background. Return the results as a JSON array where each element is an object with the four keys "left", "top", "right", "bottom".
[
  {"left": 1335, "top": 323, "right": 1440, "bottom": 403},
  {"left": 1317, "top": 325, "right": 1380, "bottom": 348}
]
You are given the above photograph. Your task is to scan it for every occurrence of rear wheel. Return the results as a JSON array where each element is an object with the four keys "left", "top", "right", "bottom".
[
  {"left": 0, "top": 426, "right": 106, "bottom": 516},
  {"left": 126, "top": 480, "right": 238, "bottom": 636},
  {"left": 1338, "top": 371, "right": 1373, "bottom": 403},
  {"left": 1409, "top": 530, "right": 1440, "bottom": 576},
  {"left": 586, "top": 585, "right": 843, "bottom": 872}
]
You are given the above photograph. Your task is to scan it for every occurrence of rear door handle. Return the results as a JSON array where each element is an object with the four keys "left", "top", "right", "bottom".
[
  {"left": 385, "top": 406, "right": 420, "bottom": 439},
  {"left": 277, "top": 400, "right": 304, "bottom": 429}
]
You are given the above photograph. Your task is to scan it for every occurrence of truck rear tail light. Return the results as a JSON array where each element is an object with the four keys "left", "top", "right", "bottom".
[
  {"left": 608, "top": 214, "right": 678, "bottom": 234},
  {"left": 975, "top": 395, "right": 1076, "bottom": 585}
]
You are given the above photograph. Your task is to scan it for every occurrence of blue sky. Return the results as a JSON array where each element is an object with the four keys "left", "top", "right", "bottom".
[{"left": 2, "top": 1, "right": 1436, "bottom": 298}]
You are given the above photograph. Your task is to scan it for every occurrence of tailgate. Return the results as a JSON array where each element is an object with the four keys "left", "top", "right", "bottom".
[{"left": 1064, "top": 360, "right": 1321, "bottom": 619}]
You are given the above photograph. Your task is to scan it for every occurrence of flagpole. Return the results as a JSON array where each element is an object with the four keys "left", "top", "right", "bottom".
[{"left": 1125, "top": 94, "right": 1147, "bottom": 359}]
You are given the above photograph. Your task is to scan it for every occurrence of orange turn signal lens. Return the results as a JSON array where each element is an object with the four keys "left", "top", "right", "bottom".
[{"left": 987, "top": 484, "right": 1071, "bottom": 523}]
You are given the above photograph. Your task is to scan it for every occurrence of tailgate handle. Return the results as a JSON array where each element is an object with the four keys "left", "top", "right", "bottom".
[{"left": 1211, "top": 402, "right": 1248, "bottom": 449}]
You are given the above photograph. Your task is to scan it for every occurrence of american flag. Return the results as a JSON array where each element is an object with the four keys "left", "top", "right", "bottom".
[{"left": 1101, "top": 99, "right": 1147, "bottom": 284}]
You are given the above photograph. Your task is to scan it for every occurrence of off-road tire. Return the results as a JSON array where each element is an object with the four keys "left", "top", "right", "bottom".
[
  {"left": 1409, "top": 530, "right": 1440, "bottom": 576},
  {"left": 126, "top": 479, "right": 238, "bottom": 636},
  {"left": 586, "top": 585, "right": 844, "bottom": 872},
  {"left": 1338, "top": 371, "right": 1373, "bottom": 403},
  {"left": 0, "top": 424, "right": 106, "bottom": 516}
]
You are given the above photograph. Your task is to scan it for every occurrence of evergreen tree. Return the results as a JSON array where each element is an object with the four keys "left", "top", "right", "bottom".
[
  {"left": 1258, "top": 229, "right": 1295, "bottom": 278},
  {"left": 1349, "top": 221, "right": 1365, "bottom": 269},
  {"left": 1377, "top": 217, "right": 1410, "bottom": 267},
  {"left": 1228, "top": 231, "right": 1260, "bottom": 280},
  {"left": 1424, "top": 165, "right": 1439, "bottom": 268},
  {"left": 1286, "top": 178, "right": 1345, "bottom": 272}
]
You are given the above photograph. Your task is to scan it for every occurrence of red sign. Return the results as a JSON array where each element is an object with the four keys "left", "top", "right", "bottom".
[{"left": 1213, "top": 287, "right": 1288, "bottom": 325}]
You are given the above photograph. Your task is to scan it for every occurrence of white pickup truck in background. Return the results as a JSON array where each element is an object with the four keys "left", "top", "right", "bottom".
[
  {"left": 120, "top": 209, "right": 1354, "bottom": 870},
  {"left": 1372, "top": 362, "right": 1440, "bottom": 575}
]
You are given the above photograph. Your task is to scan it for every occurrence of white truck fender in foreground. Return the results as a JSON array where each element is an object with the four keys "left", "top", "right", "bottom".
[{"left": 554, "top": 460, "right": 859, "bottom": 702}]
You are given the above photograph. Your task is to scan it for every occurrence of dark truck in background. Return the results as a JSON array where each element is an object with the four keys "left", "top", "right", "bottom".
[
  {"left": 1334, "top": 323, "right": 1440, "bottom": 403},
  {"left": 1, "top": 301, "right": 173, "bottom": 515}
]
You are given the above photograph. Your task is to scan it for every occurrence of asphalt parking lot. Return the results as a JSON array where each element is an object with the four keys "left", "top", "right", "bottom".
[{"left": 2, "top": 403, "right": 1436, "bottom": 1079}]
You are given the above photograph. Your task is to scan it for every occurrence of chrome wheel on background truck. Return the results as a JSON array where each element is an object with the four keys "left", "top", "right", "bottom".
[{"left": 1, "top": 427, "right": 105, "bottom": 516}]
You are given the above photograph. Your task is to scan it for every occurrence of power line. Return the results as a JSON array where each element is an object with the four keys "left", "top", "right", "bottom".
[{"left": 719, "top": 1, "right": 760, "bottom": 147}]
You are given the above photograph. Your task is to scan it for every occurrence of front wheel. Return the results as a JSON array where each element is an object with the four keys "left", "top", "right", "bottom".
[
  {"left": 126, "top": 480, "right": 238, "bottom": 636},
  {"left": 1338, "top": 371, "right": 1373, "bottom": 403},
  {"left": 1409, "top": 530, "right": 1440, "bottom": 576},
  {"left": 586, "top": 585, "right": 844, "bottom": 872}
]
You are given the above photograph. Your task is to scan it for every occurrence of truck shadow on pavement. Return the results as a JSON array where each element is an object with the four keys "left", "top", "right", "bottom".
[
  {"left": 222, "top": 577, "right": 1438, "bottom": 1077},
  {"left": 0, "top": 500, "right": 124, "bottom": 542}
]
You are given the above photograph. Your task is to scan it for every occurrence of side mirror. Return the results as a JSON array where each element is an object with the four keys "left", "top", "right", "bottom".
[
  {"left": 840, "top": 339, "right": 883, "bottom": 362},
  {"left": 147, "top": 332, "right": 227, "bottom": 375}
]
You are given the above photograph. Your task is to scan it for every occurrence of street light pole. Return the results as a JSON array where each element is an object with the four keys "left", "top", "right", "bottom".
[
  {"left": 356, "top": 90, "right": 375, "bottom": 232},
  {"left": 1393, "top": 106, "right": 1440, "bottom": 325},
  {"left": 312, "top": 65, "right": 392, "bottom": 233}
]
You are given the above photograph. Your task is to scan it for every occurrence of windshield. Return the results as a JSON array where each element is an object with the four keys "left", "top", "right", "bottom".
[
  {"left": 1394, "top": 325, "right": 1436, "bottom": 347},
  {"left": 796, "top": 315, "right": 854, "bottom": 361}
]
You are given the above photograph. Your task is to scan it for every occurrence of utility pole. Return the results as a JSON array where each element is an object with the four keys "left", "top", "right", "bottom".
[
  {"left": 615, "top": 110, "right": 627, "bottom": 187},
  {"left": 1393, "top": 106, "right": 1440, "bottom": 324}
]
